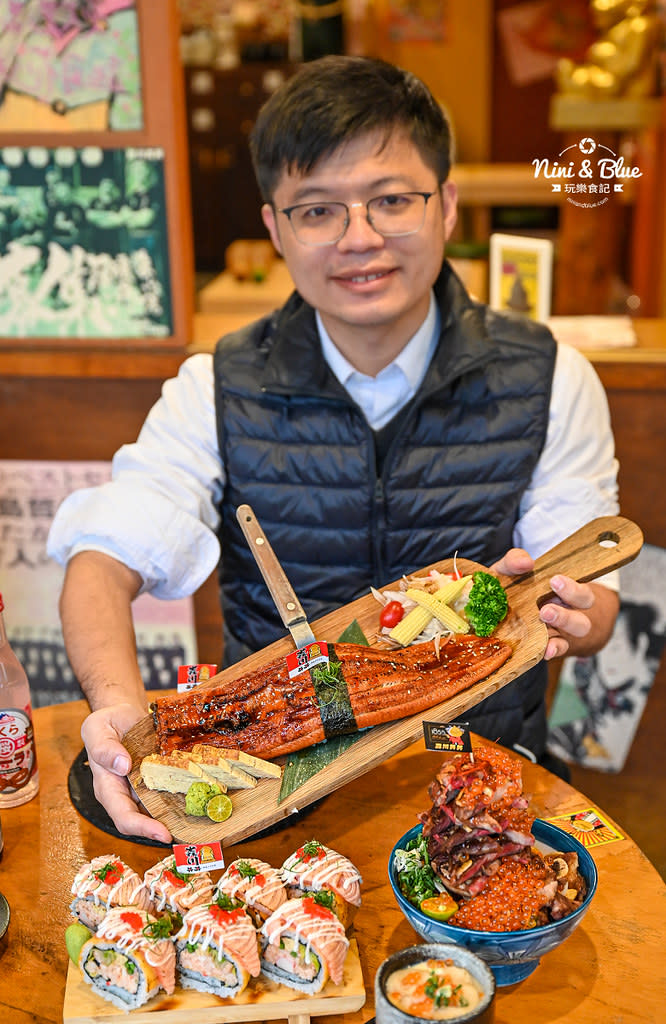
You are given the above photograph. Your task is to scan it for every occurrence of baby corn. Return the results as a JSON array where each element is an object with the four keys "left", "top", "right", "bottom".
[
  {"left": 388, "top": 575, "right": 472, "bottom": 646},
  {"left": 405, "top": 588, "right": 469, "bottom": 634},
  {"left": 388, "top": 605, "right": 433, "bottom": 646}
]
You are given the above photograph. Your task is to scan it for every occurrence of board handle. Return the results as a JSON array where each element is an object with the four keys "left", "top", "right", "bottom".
[{"left": 501, "top": 515, "right": 643, "bottom": 604}]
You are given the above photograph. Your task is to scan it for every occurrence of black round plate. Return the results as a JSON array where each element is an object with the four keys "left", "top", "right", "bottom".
[
  {"left": 68, "top": 747, "right": 169, "bottom": 848},
  {"left": 68, "top": 748, "right": 325, "bottom": 847},
  {"left": 0, "top": 892, "right": 10, "bottom": 939}
]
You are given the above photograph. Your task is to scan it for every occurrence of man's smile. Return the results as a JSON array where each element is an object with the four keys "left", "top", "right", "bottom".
[{"left": 334, "top": 268, "right": 395, "bottom": 285}]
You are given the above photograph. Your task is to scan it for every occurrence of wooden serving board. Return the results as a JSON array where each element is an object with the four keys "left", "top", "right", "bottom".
[
  {"left": 125, "top": 516, "right": 642, "bottom": 846},
  {"left": 63, "top": 939, "right": 365, "bottom": 1024}
]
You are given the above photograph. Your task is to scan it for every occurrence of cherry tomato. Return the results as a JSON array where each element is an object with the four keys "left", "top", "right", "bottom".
[
  {"left": 379, "top": 600, "right": 405, "bottom": 629},
  {"left": 420, "top": 893, "right": 459, "bottom": 921}
]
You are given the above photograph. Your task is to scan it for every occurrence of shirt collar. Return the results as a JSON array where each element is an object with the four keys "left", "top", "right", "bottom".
[{"left": 316, "top": 291, "right": 440, "bottom": 393}]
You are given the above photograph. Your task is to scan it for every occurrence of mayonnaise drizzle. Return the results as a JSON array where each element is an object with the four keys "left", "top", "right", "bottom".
[
  {"left": 95, "top": 908, "right": 175, "bottom": 973},
  {"left": 177, "top": 905, "right": 260, "bottom": 975},
  {"left": 71, "top": 855, "right": 151, "bottom": 911},
  {"left": 281, "top": 845, "right": 362, "bottom": 906},
  {"left": 143, "top": 856, "right": 214, "bottom": 911},
  {"left": 261, "top": 898, "right": 348, "bottom": 985},
  {"left": 216, "top": 858, "right": 287, "bottom": 912}
]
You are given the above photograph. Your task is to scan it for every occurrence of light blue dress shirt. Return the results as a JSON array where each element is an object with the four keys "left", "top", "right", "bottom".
[{"left": 316, "top": 294, "right": 440, "bottom": 430}]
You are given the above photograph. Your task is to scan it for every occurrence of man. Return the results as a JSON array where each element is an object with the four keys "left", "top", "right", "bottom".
[{"left": 48, "top": 57, "right": 619, "bottom": 844}]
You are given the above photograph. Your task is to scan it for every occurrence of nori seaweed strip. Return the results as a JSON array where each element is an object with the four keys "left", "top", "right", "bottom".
[{"left": 309, "top": 643, "right": 357, "bottom": 739}]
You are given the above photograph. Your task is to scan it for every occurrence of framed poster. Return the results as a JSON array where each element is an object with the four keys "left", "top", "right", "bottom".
[
  {"left": 0, "top": 0, "right": 193, "bottom": 348},
  {"left": 0, "top": 459, "right": 197, "bottom": 706},
  {"left": 489, "top": 233, "right": 554, "bottom": 323}
]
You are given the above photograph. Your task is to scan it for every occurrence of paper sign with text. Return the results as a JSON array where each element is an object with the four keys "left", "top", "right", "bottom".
[
  {"left": 285, "top": 641, "right": 329, "bottom": 679},
  {"left": 545, "top": 808, "right": 625, "bottom": 848},
  {"left": 173, "top": 841, "right": 225, "bottom": 873},
  {"left": 423, "top": 721, "right": 472, "bottom": 753},
  {"left": 177, "top": 663, "right": 218, "bottom": 693}
]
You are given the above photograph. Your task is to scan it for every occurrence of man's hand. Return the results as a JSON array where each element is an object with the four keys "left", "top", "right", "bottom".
[
  {"left": 81, "top": 704, "right": 172, "bottom": 844},
  {"left": 490, "top": 548, "right": 619, "bottom": 660}
]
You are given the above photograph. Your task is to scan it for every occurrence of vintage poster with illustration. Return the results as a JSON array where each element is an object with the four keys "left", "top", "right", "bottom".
[
  {"left": 489, "top": 233, "right": 553, "bottom": 323},
  {"left": 0, "top": 0, "right": 143, "bottom": 132},
  {"left": 0, "top": 145, "right": 173, "bottom": 337},
  {"left": 547, "top": 543, "right": 666, "bottom": 772},
  {"left": 0, "top": 460, "right": 197, "bottom": 707}
]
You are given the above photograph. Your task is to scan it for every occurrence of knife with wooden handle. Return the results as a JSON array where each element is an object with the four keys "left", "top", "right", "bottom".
[{"left": 236, "top": 503, "right": 316, "bottom": 650}]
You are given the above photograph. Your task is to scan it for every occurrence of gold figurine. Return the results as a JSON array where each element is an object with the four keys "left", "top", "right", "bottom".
[{"left": 556, "top": 0, "right": 663, "bottom": 99}]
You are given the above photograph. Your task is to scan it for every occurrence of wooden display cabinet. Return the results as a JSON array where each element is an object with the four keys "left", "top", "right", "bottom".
[{"left": 184, "top": 63, "right": 296, "bottom": 271}]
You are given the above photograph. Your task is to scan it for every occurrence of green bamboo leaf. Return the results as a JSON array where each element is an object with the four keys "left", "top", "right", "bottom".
[{"left": 336, "top": 618, "right": 370, "bottom": 646}]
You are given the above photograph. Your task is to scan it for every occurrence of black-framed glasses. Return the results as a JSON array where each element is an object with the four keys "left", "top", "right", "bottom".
[{"left": 278, "top": 191, "right": 436, "bottom": 247}]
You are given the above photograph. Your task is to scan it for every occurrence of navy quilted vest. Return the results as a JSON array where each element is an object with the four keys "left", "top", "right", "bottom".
[{"left": 213, "top": 264, "right": 556, "bottom": 754}]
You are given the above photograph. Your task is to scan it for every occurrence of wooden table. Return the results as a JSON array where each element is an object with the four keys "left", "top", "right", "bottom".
[{"left": 1, "top": 701, "right": 665, "bottom": 1024}]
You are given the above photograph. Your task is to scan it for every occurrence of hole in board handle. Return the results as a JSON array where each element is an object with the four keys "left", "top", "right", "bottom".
[{"left": 597, "top": 530, "right": 620, "bottom": 549}]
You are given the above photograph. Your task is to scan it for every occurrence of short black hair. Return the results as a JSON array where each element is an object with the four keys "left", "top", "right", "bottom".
[{"left": 250, "top": 56, "right": 452, "bottom": 202}]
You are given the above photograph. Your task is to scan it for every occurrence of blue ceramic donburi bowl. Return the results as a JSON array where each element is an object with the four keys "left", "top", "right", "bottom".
[{"left": 388, "top": 819, "right": 597, "bottom": 987}]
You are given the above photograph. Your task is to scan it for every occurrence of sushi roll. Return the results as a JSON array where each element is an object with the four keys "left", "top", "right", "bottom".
[
  {"left": 78, "top": 907, "right": 176, "bottom": 1010},
  {"left": 176, "top": 897, "right": 261, "bottom": 996},
  {"left": 281, "top": 840, "right": 362, "bottom": 927},
  {"left": 260, "top": 895, "right": 349, "bottom": 993},
  {"left": 143, "top": 855, "right": 215, "bottom": 917},
  {"left": 215, "top": 857, "right": 287, "bottom": 926},
  {"left": 70, "top": 855, "right": 152, "bottom": 931}
]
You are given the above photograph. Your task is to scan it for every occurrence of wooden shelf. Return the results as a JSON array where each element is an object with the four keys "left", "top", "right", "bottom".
[
  {"left": 454, "top": 161, "right": 635, "bottom": 206},
  {"left": 0, "top": 345, "right": 187, "bottom": 380},
  {"left": 550, "top": 95, "right": 663, "bottom": 132}
]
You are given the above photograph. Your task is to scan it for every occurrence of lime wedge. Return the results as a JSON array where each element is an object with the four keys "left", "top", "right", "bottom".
[
  {"left": 206, "top": 793, "right": 233, "bottom": 822},
  {"left": 420, "top": 893, "right": 459, "bottom": 921},
  {"left": 65, "top": 922, "right": 92, "bottom": 964}
]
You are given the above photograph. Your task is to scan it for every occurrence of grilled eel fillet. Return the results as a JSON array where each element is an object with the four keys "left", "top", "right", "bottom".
[{"left": 151, "top": 637, "right": 512, "bottom": 759}]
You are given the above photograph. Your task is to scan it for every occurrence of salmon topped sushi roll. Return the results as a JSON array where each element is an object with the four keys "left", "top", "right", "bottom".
[
  {"left": 143, "top": 855, "right": 215, "bottom": 917},
  {"left": 78, "top": 907, "right": 176, "bottom": 1011},
  {"left": 70, "top": 855, "right": 152, "bottom": 931},
  {"left": 215, "top": 857, "right": 287, "bottom": 925},
  {"left": 176, "top": 897, "right": 261, "bottom": 997},
  {"left": 260, "top": 895, "right": 349, "bottom": 993},
  {"left": 281, "top": 840, "right": 362, "bottom": 926}
]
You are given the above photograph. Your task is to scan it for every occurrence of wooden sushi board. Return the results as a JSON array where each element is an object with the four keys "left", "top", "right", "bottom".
[
  {"left": 63, "top": 939, "right": 365, "bottom": 1023},
  {"left": 125, "top": 516, "right": 643, "bottom": 847}
]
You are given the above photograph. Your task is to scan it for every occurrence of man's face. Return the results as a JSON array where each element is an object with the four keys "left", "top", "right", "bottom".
[{"left": 261, "top": 130, "right": 457, "bottom": 367}]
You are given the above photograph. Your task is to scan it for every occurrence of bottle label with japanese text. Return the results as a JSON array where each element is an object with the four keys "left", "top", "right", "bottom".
[{"left": 0, "top": 708, "right": 37, "bottom": 794}]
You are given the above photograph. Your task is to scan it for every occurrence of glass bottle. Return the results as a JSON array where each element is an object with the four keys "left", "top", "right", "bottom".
[{"left": 0, "top": 593, "right": 39, "bottom": 806}]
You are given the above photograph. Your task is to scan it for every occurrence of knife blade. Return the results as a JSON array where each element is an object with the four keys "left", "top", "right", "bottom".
[{"left": 236, "top": 503, "right": 316, "bottom": 650}]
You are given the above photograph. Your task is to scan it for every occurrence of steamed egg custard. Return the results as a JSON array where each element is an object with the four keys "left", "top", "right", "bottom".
[{"left": 386, "top": 957, "right": 483, "bottom": 1019}]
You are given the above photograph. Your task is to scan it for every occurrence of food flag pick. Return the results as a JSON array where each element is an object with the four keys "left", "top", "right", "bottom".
[{"left": 173, "top": 841, "right": 225, "bottom": 873}]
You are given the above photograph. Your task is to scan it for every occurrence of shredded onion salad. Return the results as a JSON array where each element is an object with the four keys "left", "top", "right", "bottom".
[{"left": 372, "top": 556, "right": 474, "bottom": 650}]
